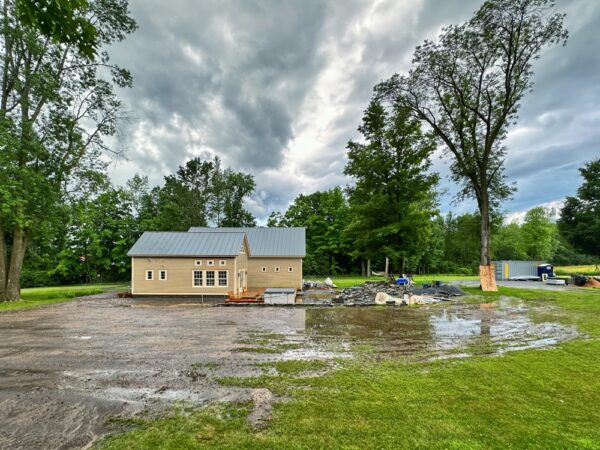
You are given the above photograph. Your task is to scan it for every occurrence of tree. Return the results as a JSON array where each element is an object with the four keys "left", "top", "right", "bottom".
[
  {"left": 0, "top": 0, "right": 136, "bottom": 301},
  {"left": 54, "top": 184, "right": 136, "bottom": 283},
  {"left": 139, "top": 157, "right": 257, "bottom": 231},
  {"left": 377, "top": 0, "right": 568, "bottom": 272},
  {"left": 269, "top": 187, "right": 352, "bottom": 275},
  {"left": 492, "top": 221, "right": 526, "bottom": 260},
  {"left": 559, "top": 158, "right": 600, "bottom": 260},
  {"left": 345, "top": 99, "right": 439, "bottom": 274},
  {"left": 520, "top": 206, "right": 558, "bottom": 260}
]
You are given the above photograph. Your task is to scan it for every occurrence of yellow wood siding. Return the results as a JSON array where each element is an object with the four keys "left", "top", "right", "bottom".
[
  {"left": 247, "top": 257, "right": 303, "bottom": 289},
  {"left": 132, "top": 257, "right": 237, "bottom": 295}
]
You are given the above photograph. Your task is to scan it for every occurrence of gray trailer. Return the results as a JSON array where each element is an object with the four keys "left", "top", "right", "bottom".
[{"left": 493, "top": 260, "right": 544, "bottom": 281}]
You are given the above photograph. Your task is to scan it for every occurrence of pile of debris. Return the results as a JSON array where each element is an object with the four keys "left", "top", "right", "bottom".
[
  {"left": 573, "top": 275, "right": 600, "bottom": 289},
  {"left": 303, "top": 277, "right": 336, "bottom": 290},
  {"left": 334, "top": 281, "right": 466, "bottom": 306}
]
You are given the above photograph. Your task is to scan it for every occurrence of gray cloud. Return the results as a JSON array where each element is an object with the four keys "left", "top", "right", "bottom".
[{"left": 106, "top": 0, "right": 600, "bottom": 222}]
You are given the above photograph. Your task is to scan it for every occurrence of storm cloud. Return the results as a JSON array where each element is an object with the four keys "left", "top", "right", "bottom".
[{"left": 106, "top": 0, "right": 600, "bottom": 221}]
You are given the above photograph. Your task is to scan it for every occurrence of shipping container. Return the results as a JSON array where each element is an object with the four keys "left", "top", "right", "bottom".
[{"left": 493, "top": 260, "right": 545, "bottom": 281}]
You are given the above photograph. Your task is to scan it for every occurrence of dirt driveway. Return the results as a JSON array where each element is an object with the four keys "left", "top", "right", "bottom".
[{"left": 0, "top": 293, "right": 580, "bottom": 449}]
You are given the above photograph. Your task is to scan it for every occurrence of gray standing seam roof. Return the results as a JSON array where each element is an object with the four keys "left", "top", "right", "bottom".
[
  {"left": 188, "top": 227, "right": 306, "bottom": 257},
  {"left": 127, "top": 231, "right": 245, "bottom": 257}
]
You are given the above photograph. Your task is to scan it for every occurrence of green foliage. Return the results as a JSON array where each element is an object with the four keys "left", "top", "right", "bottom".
[
  {"left": 520, "top": 207, "right": 559, "bottom": 260},
  {"left": 0, "top": 0, "right": 136, "bottom": 299},
  {"left": 142, "top": 156, "right": 256, "bottom": 231},
  {"left": 344, "top": 100, "right": 439, "bottom": 273},
  {"left": 559, "top": 158, "right": 600, "bottom": 259},
  {"left": 16, "top": 0, "right": 99, "bottom": 57},
  {"left": 269, "top": 187, "right": 351, "bottom": 275}
]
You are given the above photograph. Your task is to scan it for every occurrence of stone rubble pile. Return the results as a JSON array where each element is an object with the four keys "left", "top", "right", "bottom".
[{"left": 334, "top": 281, "right": 466, "bottom": 306}]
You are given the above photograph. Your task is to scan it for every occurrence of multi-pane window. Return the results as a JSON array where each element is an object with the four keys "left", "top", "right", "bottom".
[
  {"left": 193, "top": 270, "right": 202, "bottom": 287},
  {"left": 159, "top": 270, "right": 167, "bottom": 280},
  {"left": 218, "top": 270, "right": 228, "bottom": 286},
  {"left": 206, "top": 270, "right": 215, "bottom": 286},
  {"left": 146, "top": 270, "right": 153, "bottom": 280}
]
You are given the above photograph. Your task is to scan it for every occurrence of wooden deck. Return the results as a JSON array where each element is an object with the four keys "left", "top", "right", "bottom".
[{"left": 226, "top": 288, "right": 265, "bottom": 303}]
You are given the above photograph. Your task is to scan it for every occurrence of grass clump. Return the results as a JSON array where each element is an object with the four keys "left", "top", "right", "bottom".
[{"left": 256, "top": 359, "right": 329, "bottom": 376}]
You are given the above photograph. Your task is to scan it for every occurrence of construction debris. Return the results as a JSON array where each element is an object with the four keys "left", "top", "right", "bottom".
[{"left": 334, "top": 281, "right": 466, "bottom": 306}]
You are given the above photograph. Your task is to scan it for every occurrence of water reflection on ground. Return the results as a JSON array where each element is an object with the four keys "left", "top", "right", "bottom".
[{"left": 304, "top": 297, "right": 580, "bottom": 359}]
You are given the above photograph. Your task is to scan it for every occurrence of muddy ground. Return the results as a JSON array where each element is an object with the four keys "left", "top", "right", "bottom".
[{"left": 0, "top": 292, "right": 581, "bottom": 450}]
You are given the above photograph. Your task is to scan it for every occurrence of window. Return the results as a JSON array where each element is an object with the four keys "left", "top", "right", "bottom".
[
  {"left": 288, "top": 267, "right": 294, "bottom": 273},
  {"left": 218, "top": 270, "right": 228, "bottom": 286},
  {"left": 261, "top": 266, "right": 267, "bottom": 273},
  {"left": 219, "top": 260, "right": 226, "bottom": 266},
  {"left": 146, "top": 270, "right": 153, "bottom": 280},
  {"left": 275, "top": 266, "right": 280, "bottom": 273},
  {"left": 207, "top": 260, "right": 214, "bottom": 266},
  {"left": 206, "top": 270, "right": 215, "bottom": 286},
  {"left": 193, "top": 270, "right": 202, "bottom": 287},
  {"left": 159, "top": 270, "right": 167, "bottom": 281},
  {"left": 195, "top": 260, "right": 202, "bottom": 266}
]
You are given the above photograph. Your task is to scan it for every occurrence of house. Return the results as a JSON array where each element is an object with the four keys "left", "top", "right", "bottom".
[{"left": 127, "top": 227, "right": 305, "bottom": 296}]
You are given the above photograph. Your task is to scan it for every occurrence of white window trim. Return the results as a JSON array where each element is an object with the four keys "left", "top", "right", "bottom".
[
  {"left": 146, "top": 270, "right": 154, "bottom": 281},
  {"left": 219, "top": 260, "right": 226, "bottom": 266},
  {"left": 195, "top": 260, "right": 202, "bottom": 266},
  {"left": 205, "top": 270, "right": 216, "bottom": 286},
  {"left": 261, "top": 266, "right": 267, "bottom": 273},
  {"left": 288, "top": 267, "right": 294, "bottom": 273},
  {"left": 218, "top": 270, "right": 228, "bottom": 287},
  {"left": 207, "top": 260, "right": 215, "bottom": 266},
  {"left": 192, "top": 270, "right": 203, "bottom": 287},
  {"left": 275, "top": 266, "right": 280, "bottom": 273},
  {"left": 159, "top": 270, "right": 167, "bottom": 281}
]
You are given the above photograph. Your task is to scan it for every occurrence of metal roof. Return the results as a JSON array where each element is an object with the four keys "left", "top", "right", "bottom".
[
  {"left": 188, "top": 227, "right": 306, "bottom": 257},
  {"left": 127, "top": 231, "right": 246, "bottom": 257}
]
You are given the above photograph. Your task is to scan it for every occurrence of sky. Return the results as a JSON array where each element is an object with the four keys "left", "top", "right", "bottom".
[{"left": 105, "top": 0, "right": 600, "bottom": 223}]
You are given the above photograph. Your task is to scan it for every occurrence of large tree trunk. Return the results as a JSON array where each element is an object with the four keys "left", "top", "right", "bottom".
[
  {"left": 0, "top": 225, "right": 29, "bottom": 301},
  {"left": 478, "top": 191, "right": 497, "bottom": 291},
  {"left": 479, "top": 194, "right": 491, "bottom": 266},
  {"left": 0, "top": 220, "right": 7, "bottom": 298}
]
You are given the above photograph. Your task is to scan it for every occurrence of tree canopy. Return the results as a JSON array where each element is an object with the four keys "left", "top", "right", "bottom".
[
  {"left": 376, "top": 0, "right": 568, "bottom": 268},
  {"left": 559, "top": 159, "right": 600, "bottom": 259}
]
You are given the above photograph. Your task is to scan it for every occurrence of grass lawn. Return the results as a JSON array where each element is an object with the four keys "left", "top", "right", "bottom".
[
  {"left": 555, "top": 264, "right": 600, "bottom": 276},
  {"left": 310, "top": 274, "right": 479, "bottom": 288},
  {"left": 97, "top": 286, "right": 600, "bottom": 449},
  {"left": 0, "top": 283, "right": 128, "bottom": 313}
]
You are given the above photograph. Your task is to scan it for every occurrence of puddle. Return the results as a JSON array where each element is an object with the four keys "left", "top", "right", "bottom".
[{"left": 304, "top": 297, "right": 581, "bottom": 359}]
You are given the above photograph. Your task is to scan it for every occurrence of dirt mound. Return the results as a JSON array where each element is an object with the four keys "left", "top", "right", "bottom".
[{"left": 584, "top": 277, "right": 600, "bottom": 288}]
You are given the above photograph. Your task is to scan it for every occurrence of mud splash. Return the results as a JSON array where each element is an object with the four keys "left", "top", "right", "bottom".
[{"left": 0, "top": 294, "right": 581, "bottom": 449}]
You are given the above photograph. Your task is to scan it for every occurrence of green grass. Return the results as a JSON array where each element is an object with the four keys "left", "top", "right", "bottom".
[
  {"left": 316, "top": 274, "right": 479, "bottom": 288},
  {"left": 555, "top": 264, "right": 600, "bottom": 276},
  {"left": 97, "top": 287, "right": 600, "bottom": 449},
  {"left": 0, "top": 283, "right": 128, "bottom": 312}
]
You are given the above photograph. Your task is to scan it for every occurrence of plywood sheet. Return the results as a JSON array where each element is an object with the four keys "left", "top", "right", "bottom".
[{"left": 479, "top": 264, "right": 498, "bottom": 292}]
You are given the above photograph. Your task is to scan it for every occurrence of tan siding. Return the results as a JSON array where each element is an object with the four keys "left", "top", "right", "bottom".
[
  {"left": 247, "top": 257, "right": 303, "bottom": 289},
  {"left": 132, "top": 257, "right": 236, "bottom": 295}
]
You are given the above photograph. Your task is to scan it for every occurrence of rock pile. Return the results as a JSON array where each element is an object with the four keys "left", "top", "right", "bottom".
[{"left": 334, "top": 281, "right": 466, "bottom": 306}]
